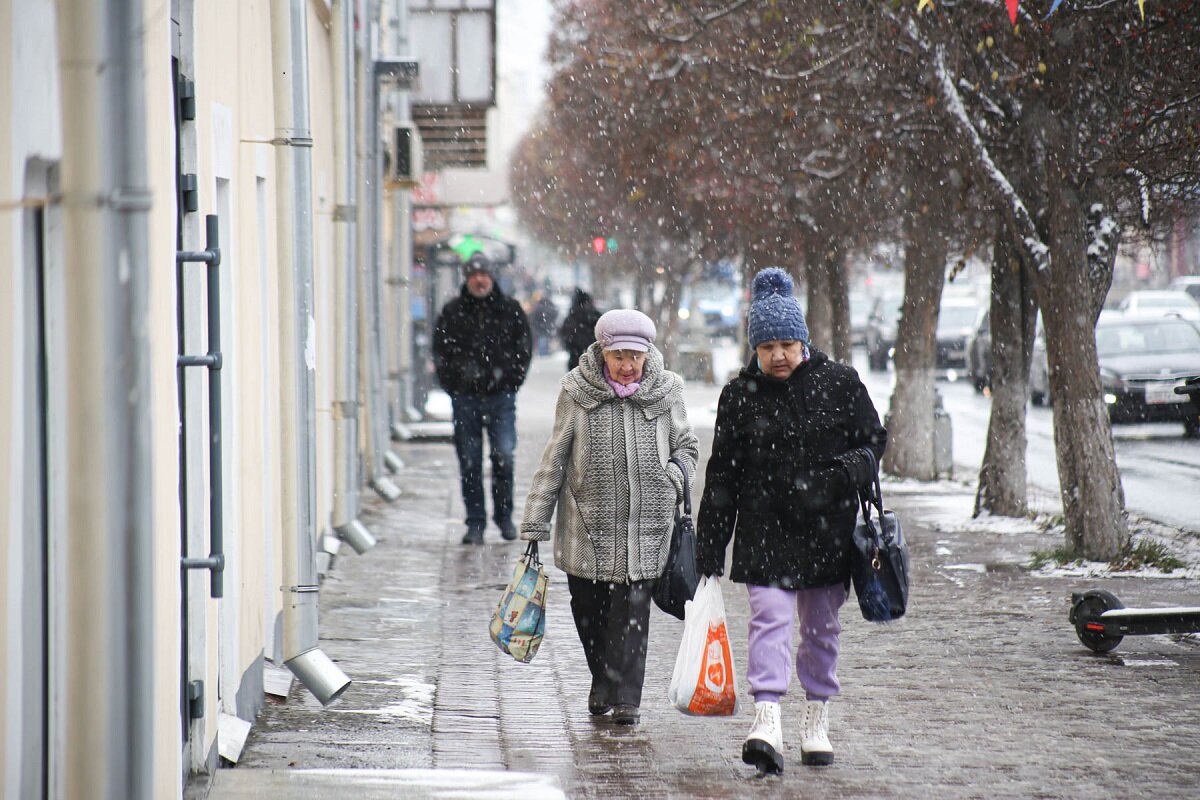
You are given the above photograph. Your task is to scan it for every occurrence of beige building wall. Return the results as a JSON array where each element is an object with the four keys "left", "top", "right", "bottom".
[
  {"left": 3, "top": 0, "right": 348, "bottom": 794},
  {"left": 2, "top": 1, "right": 64, "bottom": 795},
  {"left": 143, "top": 1, "right": 185, "bottom": 794},
  {"left": 0, "top": 1, "right": 15, "bottom": 790}
]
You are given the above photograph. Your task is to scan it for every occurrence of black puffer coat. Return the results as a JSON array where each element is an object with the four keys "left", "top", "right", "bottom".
[
  {"left": 696, "top": 349, "right": 886, "bottom": 588},
  {"left": 433, "top": 284, "right": 532, "bottom": 396}
]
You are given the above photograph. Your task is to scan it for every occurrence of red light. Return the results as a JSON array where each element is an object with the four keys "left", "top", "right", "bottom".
[{"left": 592, "top": 236, "right": 607, "bottom": 254}]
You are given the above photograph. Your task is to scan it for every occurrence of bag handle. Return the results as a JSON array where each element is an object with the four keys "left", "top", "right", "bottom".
[
  {"left": 524, "top": 540, "right": 540, "bottom": 566},
  {"left": 668, "top": 456, "right": 692, "bottom": 516},
  {"left": 856, "top": 448, "right": 888, "bottom": 542}
]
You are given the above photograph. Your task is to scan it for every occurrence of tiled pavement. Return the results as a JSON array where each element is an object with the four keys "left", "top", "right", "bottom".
[{"left": 207, "top": 354, "right": 1200, "bottom": 799}]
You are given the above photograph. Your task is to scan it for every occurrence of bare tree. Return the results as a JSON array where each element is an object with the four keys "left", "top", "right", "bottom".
[{"left": 975, "top": 219, "right": 1038, "bottom": 517}]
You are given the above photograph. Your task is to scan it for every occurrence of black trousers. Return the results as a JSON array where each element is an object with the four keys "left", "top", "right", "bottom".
[{"left": 567, "top": 575, "right": 655, "bottom": 707}]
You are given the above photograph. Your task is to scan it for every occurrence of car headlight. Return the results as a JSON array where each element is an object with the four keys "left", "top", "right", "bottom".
[{"left": 1098, "top": 368, "right": 1125, "bottom": 391}]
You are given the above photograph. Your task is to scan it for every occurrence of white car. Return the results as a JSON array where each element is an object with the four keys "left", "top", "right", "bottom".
[
  {"left": 1116, "top": 289, "right": 1200, "bottom": 320},
  {"left": 1168, "top": 275, "right": 1200, "bottom": 305}
]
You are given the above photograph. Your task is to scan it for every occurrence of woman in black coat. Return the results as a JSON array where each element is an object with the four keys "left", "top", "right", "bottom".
[
  {"left": 559, "top": 289, "right": 602, "bottom": 371},
  {"left": 696, "top": 268, "right": 886, "bottom": 775}
]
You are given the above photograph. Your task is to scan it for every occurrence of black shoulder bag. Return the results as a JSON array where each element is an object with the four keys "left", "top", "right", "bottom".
[
  {"left": 653, "top": 457, "right": 700, "bottom": 620},
  {"left": 850, "top": 451, "right": 910, "bottom": 622}
]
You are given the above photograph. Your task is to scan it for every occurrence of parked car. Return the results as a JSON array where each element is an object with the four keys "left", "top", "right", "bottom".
[
  {"left": 1095, "top": 316, "right": 1200, "bottom": 435},
  {"left": 849, "top": 291, "right": 871, "bottom": 348},
  {"left": 1168, "top": 275, "right": 1200, "bottom": 305},
  {"left": 1030, "top": 310, "right": 1122, "bottom": 407},
  {"left": 936, "top": 298, "right": 984, "bottom": 380},
  {"left": 965, "top": 307, "right": 991, "bottom": 392},
  {"left": 1029, "top": 318, "right": 1050, "bottom": 406},
  {"left": 1116, "top": 289, "right": 1200, "bottom": 320},
  {"left": 865, "top": 296, "right": 902, "bottom": 371}
]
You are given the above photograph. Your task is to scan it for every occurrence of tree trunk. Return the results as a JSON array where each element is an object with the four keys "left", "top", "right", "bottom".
[
  {"left": 1034, "top": 180, "right": 1128, "bottom": 560},
  {"left": 803, "top": 236, "right": 851, "bottom": 362},
  {"left": 883, "top": 204, "right": 949, "bottom": 480},
  {"left": 974, "top": 220, "right": 1037, "bottom": 518},
  {"left": 805, "top": 249, "right": 832, "bottom": 351},
  {"left": 827, "top": 245, "right": 852, "bottom": 364}
]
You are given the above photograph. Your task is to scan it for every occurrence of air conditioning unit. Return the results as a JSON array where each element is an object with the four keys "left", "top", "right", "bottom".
[{"left": 387, "top": 121, "right": 423, "bottom": 187}]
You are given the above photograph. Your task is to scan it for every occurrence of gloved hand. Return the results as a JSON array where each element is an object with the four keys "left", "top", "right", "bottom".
[
  {"left": 835, "top": 447, "right": 877, "bottom": 491},
  {"left": 695, "top": 555, "right": 724, "bottom": 579}
]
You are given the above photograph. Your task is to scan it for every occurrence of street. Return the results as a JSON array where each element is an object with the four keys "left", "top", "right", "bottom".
[
  {"left": 857, "top": 359, "right": 1200, "bottom": 533},
  {"left": 208, "top": 351, "right": 1200, "bottom": 800}
]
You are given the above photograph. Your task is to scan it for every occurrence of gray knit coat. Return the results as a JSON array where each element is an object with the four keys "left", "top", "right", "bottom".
[{"left": 520, "top": 342, "right": 699, "bottom": 583}]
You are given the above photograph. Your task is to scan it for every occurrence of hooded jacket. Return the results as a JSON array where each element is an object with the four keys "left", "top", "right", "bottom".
[
  {"left": 433, "top": 283, "right": 532, "bottom": 396},
  {"left": 696, "top": 349, "right": 886, "bottom": 588},
  {"left": 520, "top": 343, "right": 699, "bottom": 582}
]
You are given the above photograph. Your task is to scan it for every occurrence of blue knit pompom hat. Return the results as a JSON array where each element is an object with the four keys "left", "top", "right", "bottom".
[{"left": 747, "top": 268, "right": 809, "bottom": 347}]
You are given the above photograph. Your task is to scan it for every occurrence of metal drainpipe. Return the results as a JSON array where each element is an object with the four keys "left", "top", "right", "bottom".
[
  {"left": 388, "top": 0, "right": 417, "bottom": 426},
  {"left": 362, "top": 1, "right": 401, "bottom": 502},
  {"left": 57, "top": 0, "right": 154, "bottom": 795},
  {"left": 270, "top": 0, "right": 351, "bottom": 705},
  {"left": 330, "top": 0, "right": 376, "bottom": 555}
]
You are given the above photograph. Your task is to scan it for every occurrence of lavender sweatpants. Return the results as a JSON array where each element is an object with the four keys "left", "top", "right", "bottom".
[{"left": 746, "top": 583, "right": 847, "bottom": 703}]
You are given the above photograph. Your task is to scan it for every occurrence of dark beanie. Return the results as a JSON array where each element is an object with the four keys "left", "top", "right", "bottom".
[
  {"left": 462, "top": 254, "right": 495, "bottom": 280},
  {"left": 746, "top": 268, "right": 809, "bottom": 347}
]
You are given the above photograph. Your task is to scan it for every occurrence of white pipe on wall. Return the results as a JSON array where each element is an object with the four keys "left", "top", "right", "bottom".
[
  {"left": 56, "top": 0, "right": 155, "bottom": 795},
  {"left": 270, "top": 0, "right": 350, "bottom": 705},
  {"left": 330, "top": 0, "right": 376, "bottom": 555}
]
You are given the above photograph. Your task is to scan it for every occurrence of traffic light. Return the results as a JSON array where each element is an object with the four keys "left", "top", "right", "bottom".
[{"left": 591, "top": 236, "right": 618, "bottom": 255}]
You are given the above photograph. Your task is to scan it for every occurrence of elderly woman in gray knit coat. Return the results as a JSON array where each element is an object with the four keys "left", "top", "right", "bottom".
[{"left": 520, "top": 308, "right": 698, "bottom": 726}]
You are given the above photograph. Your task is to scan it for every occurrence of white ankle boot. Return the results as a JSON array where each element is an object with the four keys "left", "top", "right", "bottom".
[
  {"left": 742, "top": 701, "right": 784, "bottom": 774},
  {"left": 800, "top": 700, "right": 833, "bottom": 766}
]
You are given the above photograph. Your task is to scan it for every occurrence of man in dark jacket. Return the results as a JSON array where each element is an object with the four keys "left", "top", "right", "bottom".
[{"left": 433, "top": 256, "right": 533, "bottom": 544}]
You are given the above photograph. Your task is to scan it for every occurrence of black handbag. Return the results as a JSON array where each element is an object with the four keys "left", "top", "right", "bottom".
[
  {"left": 653, "top": 457, "right": 700, "bottom": 620},
  {"left": 851, "top": 454, "right": 910, "bottom": 622}
]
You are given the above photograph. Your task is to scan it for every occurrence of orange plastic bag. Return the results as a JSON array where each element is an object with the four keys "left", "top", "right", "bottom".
[{"left": 668, "top": 576, "right": 739, "bottom": 716}]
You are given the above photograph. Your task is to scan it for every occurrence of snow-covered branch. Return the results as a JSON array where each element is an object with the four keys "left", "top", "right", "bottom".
[{"left": 930, "top": 43, "right": 1049, "bottom": 272}]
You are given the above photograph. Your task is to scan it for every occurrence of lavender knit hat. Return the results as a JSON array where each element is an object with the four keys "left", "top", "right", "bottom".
[
  {"left": 594, "top": 309, "right": 656, "bottom": 352},
  {"left": 747, "top": 268, "right": 809, "bottom": 347}
]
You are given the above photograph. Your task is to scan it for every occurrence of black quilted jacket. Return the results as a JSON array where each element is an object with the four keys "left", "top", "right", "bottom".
[
  {"left": 696, "top": 350, "right": 887, "bottom": 588},
  {"left": 433, "top": 284, "right": 532, "bottom": 396}
]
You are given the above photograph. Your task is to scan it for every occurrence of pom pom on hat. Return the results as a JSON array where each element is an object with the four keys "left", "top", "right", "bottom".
[{"left": 747, "top": 267, "right": 809, "bottom": 348}]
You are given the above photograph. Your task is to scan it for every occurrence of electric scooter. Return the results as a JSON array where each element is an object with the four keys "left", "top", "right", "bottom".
[{"left": 1068, "top": 376, "right": 1200, "bottom": 653}]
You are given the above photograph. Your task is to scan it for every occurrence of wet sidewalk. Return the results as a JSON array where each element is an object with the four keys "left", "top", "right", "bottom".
[{"left": 207, "top": 355, "right": 1200, "bottom": 799}]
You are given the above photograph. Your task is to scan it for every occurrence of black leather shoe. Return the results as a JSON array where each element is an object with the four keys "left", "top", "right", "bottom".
[
  {"left": 499, "top": 520, "right": 518, "bottom": 541},
  {"left": 612, "top": 704, "right": 640, "bottom": 725},
  {"left": 588, "top": 685, "right": 612, "bottom": 716},
  {"left": 461, "top": 526, "right": 484, "bottom": 545}
]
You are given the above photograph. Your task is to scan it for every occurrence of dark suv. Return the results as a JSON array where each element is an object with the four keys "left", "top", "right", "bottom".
[{"left": 966, "top": 308, "right": 991, "bottom": 392}]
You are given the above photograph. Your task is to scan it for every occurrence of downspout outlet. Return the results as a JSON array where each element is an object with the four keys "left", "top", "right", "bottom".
[
  {"left": 285, "top": 647, "right": 351, "bottom": 706},
  {"left": 371, "top": 475, "right": 401, "bottom": 502},
  {"left": 335, "top": 518, "right": 377, "bottom": 554}
]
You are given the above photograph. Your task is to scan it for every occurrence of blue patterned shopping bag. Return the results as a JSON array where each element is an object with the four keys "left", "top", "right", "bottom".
[{"left": 489, "top": 541, "right": 548, "bottom": 663}]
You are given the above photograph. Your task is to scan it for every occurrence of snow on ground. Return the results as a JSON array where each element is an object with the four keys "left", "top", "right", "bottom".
[{"left": 883, "top": 472, "right": 1200, "bottom": 581}]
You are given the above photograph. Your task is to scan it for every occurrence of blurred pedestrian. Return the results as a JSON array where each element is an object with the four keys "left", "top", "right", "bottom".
[
  {"left": 520, "top": 309, "right": 699, "bottom": 725},
  {"left": 695, "top": 267, "right": 886, "bottom": 773},
  {"left": 530, "top": 292, "right": 560, "bottom": 356},
  {"left": 433, "top": 255, "right": 533, "bottom": 545},
  {"left": 558, "top": 288, "right": 602, "bottom": 371}
]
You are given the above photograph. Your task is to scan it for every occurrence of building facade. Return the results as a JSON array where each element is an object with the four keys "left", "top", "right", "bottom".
[{"left": 0, "top": 0, "right": 430, "bottom": 796}]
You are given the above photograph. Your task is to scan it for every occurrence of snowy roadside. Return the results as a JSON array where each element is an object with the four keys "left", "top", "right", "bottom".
[{"left": 885, "top": 469, "right": 1200, "bottom": 582}]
